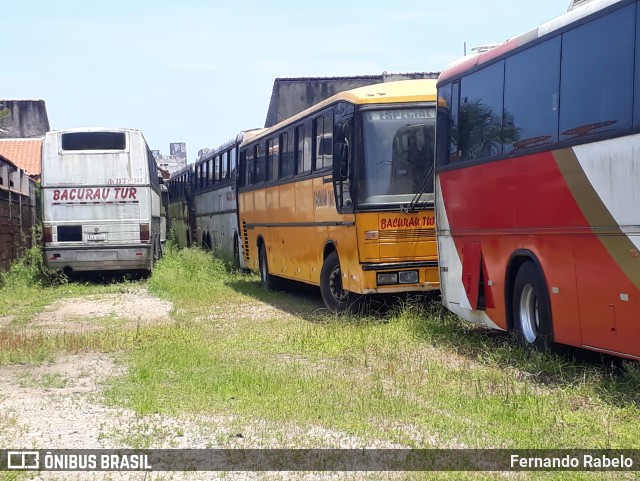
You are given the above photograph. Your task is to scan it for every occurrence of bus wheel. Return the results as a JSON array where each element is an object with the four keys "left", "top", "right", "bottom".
[
  {"left": 259, "top": 243, "right": 279, "bottom": 290},
  {"left": 155, "top": 236, "right": 163, "bottom": 260},
  {"left": 320, "top": 251, "right": 361, "bottom": 313},
  {"left": 512, "top": 261, "right": 553, "bottom": 351},
  {"left": 146, "top": 238, "right": 157, "bottom": 276}
]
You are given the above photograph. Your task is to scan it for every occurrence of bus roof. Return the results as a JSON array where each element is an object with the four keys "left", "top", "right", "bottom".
[
  {"left": 46, "top": 127, "right": 141, "bottom": 135},
  {"left": 197, "top": 128, "right": 266, "bottom": 166},
  {"left": 438, "top": 0, "right": 624, "bottom": 84},
  {"left": 241, "top": 79, "right": 437, "bottom": 146},
  {"left": 169, "top": 163, "right": 194, "bottom": 180}
]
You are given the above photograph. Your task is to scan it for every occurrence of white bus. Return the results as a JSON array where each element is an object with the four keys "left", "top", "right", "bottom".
[
  {"left": 187, "top": 129, "right": 262, "bottom": 266},
  {"left": 41, "top": 127, "right": 167, "bottom": 274}
]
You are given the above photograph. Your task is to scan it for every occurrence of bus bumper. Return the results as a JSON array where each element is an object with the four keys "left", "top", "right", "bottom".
[
  {"left": 359, "top": 260, "right": 440, "bottom": 294},
  {"left": 43, "top": 245, "right": 152, "bottom": 272}
]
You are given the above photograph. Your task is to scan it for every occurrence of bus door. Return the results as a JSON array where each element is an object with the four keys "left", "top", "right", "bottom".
[{"left": 332, "top": 104, "right": 355, "bottom": 214}]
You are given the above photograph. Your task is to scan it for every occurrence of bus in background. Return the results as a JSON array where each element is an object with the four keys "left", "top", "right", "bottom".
[
  {"left": 167, "top": 164, "right": 195, "bottom": 248},
  {"left": 41, "top": 127, "right": 167, "bottom": 274},
  {"left": 435, "top": 0, "right": 640, "bottom": 359},
  {"left": 238, "top": 80, "right": 439, "bottom": 312},
  {"left": 192, "top": 130, "right": 263, "bottom": 266}
]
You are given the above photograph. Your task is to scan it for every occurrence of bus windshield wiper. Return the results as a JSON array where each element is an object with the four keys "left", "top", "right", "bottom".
[{"left": 403, "top": 162, "right": 435, "bottom": 213}]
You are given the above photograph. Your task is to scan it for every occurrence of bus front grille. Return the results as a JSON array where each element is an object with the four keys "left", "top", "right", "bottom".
[{"left": 378, "top": 229, "right": 436, "bottom": 242}]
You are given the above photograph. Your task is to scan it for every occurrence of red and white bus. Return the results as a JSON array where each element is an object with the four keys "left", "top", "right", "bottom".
[{"left": 435, "top": 0, "right": 640, "bottom": 359}]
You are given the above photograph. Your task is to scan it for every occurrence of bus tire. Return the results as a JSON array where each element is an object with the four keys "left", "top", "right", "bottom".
[
  {"left": 259, "top": 243, "right": 279, "bottom": 290},
  {"left": 146, "top": 237, "right": 157, "bottom": 276},
  {"left": 320, "top": 251, "right": 361, "bottom": 313},
  {"left": 512, "top": 261, "right": 553, "bottom": 351},
  {"left": 155, "top": 235, "right": 163, "bottom": 261}
]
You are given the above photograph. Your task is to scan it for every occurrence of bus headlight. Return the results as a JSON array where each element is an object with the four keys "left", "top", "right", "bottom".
[
  {"left": 377, "top": 272, "right": 398, "bottom": 285},
  {"left": 398, "top": 270, "right": 419, "bottom": 284}
]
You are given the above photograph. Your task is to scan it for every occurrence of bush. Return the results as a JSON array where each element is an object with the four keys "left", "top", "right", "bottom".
[{"left": 0, "top": 244, "right": 67, "bottom": 289}]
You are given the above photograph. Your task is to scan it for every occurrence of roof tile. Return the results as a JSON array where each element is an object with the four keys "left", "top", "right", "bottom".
[{"left": 0, "top": 138, "right": 43, "bottom": 176}]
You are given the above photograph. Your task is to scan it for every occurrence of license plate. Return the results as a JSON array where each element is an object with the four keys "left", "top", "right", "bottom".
[{"left": 88, "top": 233, "right": 107, "bottom": 241}]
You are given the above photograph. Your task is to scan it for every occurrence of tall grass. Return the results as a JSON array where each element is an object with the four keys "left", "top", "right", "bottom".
[
  {"left": 0, "top": 243, "right": 145, "bottom": 360},
  {"left": 106, "top": 247, "right": 640, "bottom": 461},
  {"left": 0, "top": 244, "right": 68, "bottom": 326},
  {"left": 2, "top": 244, "right": 639, "bottom": 480}
]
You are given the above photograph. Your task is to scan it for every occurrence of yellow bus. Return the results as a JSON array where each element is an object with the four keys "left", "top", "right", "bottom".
[{"left": 238, "top": 80, "right": 439, "bottom": 312}]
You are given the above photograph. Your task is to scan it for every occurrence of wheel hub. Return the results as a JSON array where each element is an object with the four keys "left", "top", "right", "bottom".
[
  {"left": 519, "top": 283, "right": 540, "bottom": 344},
  {"left": 329, "top": 266, "right": 349, "bottom": 302}
]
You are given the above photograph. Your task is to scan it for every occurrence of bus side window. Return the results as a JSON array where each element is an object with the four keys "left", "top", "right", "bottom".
[
  {"left": 244, "top": 148, "right": 255, "bottom": 186},
  {"left": 297, "top": 122, "right": 312, "bottom": 174},
  {"left": 255, "top": 143, "right": 266, "bottom": 184},
  {"left": 230, "top": 149, "right": 237, "bottom": 180},
  {"left": 450, "top": 82, "right": 459, "bottom": 162},
  {"left": 315, "top": 113, "right": 334, "bottom": 170},
  {"left": 459, "top": 62, "right": 504, "bottom": 161},
  {"left": 222, "top": 151, "right": 229, "bottom": 179},
  {"left": 280, "top": 130, "right": 295, "bottom": 179},
  {"left": 267, "top": 137, "right": 279, "bottom": 182}
]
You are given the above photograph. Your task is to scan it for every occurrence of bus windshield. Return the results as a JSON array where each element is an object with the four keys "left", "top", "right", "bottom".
[{"left": 358, "top": 107, "right": 435, "bottom": 207}]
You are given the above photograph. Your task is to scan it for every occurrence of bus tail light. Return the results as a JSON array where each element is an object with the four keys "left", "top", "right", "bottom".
[
  {"left": 139, "top": 224, "right": 150, "bottom": 242},
  {"left": 43, "top": 226, "right": 53, "bottom": 243}
]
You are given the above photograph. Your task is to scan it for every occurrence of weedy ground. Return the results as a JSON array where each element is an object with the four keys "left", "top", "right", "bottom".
[{"left": 0, "top": 244, "right": 639, "bottom": 481}]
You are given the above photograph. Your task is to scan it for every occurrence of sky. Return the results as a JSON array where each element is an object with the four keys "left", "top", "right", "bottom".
[{"left": 3, "top": 0, "right": 568, "bottom": 162}]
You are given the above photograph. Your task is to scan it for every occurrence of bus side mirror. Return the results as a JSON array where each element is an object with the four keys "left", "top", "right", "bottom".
[{"left": 333, "top": 136, "right": 349, "bottom": 182}]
